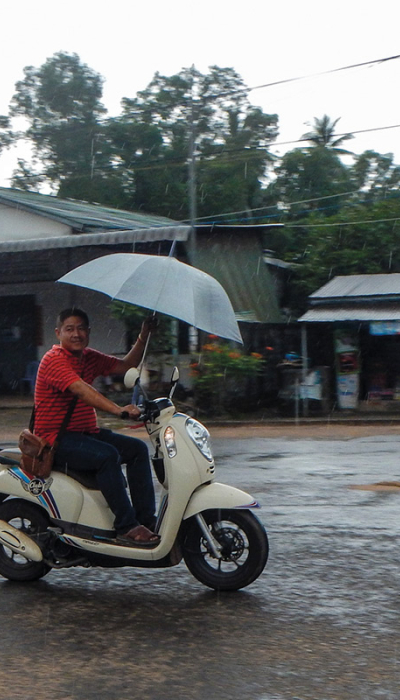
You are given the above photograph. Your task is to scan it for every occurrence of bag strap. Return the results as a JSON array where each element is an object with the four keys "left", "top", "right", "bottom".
[
  {"left": 29, "top": 397, "right": 78, "bottom": 441},
  {"left": 56, "top": 397, "right": 79, "bottom": 442}
]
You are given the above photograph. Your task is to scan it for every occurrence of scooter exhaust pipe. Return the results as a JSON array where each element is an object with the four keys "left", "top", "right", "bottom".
[{"left": 0, "top": 519, "right": 43, "bottom": 562}]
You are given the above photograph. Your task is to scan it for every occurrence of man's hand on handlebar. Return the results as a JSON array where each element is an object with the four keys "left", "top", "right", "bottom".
[{"left": 120, "top": 404, "right": 142, "bottom": 420}]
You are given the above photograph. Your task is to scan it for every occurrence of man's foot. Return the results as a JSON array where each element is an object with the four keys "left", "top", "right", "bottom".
[{"left": 116, "top": 525, "right": 161, "bottom": 548}]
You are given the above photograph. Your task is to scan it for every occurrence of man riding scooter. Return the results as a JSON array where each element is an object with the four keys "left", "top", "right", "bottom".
[{"left": 34, "top": 307, "right": 160, "bottom": 547}]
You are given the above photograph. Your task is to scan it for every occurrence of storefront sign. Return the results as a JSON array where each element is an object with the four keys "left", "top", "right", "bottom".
[
  {"left": 334, "top": 329, "right": 360, "bottom": 409},
  {"left": 370, "top": 321, "right": 400, "bottom": 336}
]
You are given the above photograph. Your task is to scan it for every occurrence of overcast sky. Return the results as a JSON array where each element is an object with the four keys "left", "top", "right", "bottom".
[{"left": 1, "top": 0, "right": 399, "bottom": 188}]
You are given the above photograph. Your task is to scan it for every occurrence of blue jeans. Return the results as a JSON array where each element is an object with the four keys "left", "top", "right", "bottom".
[{"left": 54, "top": 429, "right": 156, "bottom": 534}]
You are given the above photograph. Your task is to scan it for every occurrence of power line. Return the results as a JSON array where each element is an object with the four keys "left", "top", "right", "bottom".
[
  {"left": 186, "top": 190, "right": 359, "bottom": 223},
  {"left": 272, "top": 124, "right": 400, "bottom": 150},
  {"left": 189, "top": 186, "right": 400, "bottom": 225},
  {"left": 14, "top": 120, "right": 398, "bottom": 181},
  {"left": 188, "top": 187, "right": 400, "bottom": 227},
  {"left": 285, "top": 216, "right": 400, "bottom": 228},
  {"left": 214, "top": 54, "right": 400, "bottom": 98}
]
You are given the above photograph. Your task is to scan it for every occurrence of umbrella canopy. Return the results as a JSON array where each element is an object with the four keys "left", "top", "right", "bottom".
[{"left": 57, "top": 253, "right": 242, "bottom": 344}]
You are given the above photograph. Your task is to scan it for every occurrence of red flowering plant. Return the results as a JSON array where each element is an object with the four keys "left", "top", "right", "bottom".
[{"left": 190, "top": 338, "right": 264, "bottom": 414}]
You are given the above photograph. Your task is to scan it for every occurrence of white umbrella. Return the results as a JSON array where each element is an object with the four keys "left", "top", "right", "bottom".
[{"left": 57, "top": 253, "right": 242, "bottom": 343}]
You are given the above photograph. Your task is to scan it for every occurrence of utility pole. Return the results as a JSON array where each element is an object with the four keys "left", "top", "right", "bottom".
[{"left": 188, "top": 65, "right": 197, "bottom": 265}]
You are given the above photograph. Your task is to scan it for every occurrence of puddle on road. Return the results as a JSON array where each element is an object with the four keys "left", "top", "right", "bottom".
[
  {"left": 350, "top": 481, "right": 400, "bottom": 492},
  {"left": 248, "top": 453, "right": 288, "bottom": 461}
]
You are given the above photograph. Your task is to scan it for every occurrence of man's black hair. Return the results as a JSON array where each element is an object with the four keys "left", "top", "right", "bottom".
[{"left": 57, "top": 308, "right": 90, "bottom": 328}]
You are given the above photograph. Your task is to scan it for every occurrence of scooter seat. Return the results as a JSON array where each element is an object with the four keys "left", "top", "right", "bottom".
[
  {"left": 52, "top": 465, "right": 128, "bottom": 491},
  {"left": 52, "top": 465, "right": 99, "bottom": 490},
  {"left": 0, "top": 448, "right": 21, "bottom": 465},
  {"left": 0, "top": 449, "right": 127, "bottom": 492}
]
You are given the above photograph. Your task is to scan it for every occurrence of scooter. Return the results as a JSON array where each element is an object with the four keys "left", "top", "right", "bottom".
[{"left": 0, "top": 367, "right": 268, "bottom": 591}]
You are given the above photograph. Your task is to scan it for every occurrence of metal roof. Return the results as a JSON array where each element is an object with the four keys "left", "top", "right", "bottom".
[
  {"left": 0, "top": 187, "right": 180, "bottom": 232},
  {"left": 299, "top": 304, "right": 400, "bottom": 323},
  {"left": 194, "top": 231, "right": 282, "bottom": 324},
  {"left": 310, "top": 274, "right": 400, "bottom": 300}
]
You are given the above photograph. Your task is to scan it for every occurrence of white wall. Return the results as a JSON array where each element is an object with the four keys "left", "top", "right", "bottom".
[{"left": 0, "top": 204, "right": 70, "bottom": 240}]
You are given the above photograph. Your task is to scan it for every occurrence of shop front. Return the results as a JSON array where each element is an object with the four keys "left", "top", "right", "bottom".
[{"left": 299, "top": 274, "right": 400, "bottom": 412}]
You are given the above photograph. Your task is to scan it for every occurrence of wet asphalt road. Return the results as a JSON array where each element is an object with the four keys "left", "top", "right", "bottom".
[{"left": 1, "top": 431, "right": 400, "bottom": 700}]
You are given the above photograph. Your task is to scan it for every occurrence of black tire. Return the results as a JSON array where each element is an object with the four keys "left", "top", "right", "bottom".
[
  {"left": 0, "top": 499, "right": 51, "bottom": 582},
  {"left": 181, "top": 509, "right": 269, "bottom": 591}
]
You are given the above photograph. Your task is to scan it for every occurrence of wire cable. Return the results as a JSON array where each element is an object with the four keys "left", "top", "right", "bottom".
[
  {"left": 210, "top": 54, "right": 400, "bottom": 98},
  {"left": 285, "top": 216, "right": 400, "bottom": 228}
]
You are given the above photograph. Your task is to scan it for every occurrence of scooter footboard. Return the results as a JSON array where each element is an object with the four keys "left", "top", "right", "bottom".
[{"left": 183, "top": 482, "right": 259, "bottom": 520}]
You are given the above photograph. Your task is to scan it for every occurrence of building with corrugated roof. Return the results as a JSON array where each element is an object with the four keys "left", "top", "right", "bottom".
[
  {"left": 0, "top": 187, "right": 288, "bottom": 394},
  {"left": 299, "top": 274, "right": 400, "bottom": 410}
]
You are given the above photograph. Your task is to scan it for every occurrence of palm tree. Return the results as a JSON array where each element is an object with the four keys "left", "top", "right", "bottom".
[{"left": 302, "top": 115, "right": 353, "bottom": 155}]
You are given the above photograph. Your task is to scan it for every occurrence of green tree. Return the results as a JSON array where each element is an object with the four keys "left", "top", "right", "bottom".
[
  {"left": 108, "top": 66, "right": 278, "bottom": 219},
  {"left": 266, "top": 146, "right": 351, "bottom": 221},
  {"left": 350, "top": 150, "right": 400, "bottom": 202},
  {"left": 301, "top": 115, "right": 353, "bottom": 154},
  {"left": 286, "top": 197, "right": 400, "bottom": 313},
  {"left": 262, "top": 115, "right": 353, "bottom": 229},
  {"left": 0, "top": 115, "right": 11, "bottom": 155},
  {"left": 110, "top": 303, "right": 174, "bottom": 355},
  {"left": 9, "top": 52, "right": 118, "bottom": 201}
]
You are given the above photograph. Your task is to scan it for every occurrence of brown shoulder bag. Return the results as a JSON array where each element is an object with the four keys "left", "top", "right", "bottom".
[{"left": 18, "top": 398, "right": 78, "bottom": 479}]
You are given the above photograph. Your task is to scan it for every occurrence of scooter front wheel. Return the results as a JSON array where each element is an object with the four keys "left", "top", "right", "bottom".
[
  {"left": 0, "top": 499, "right": 51, "bottom": 582},
  {"left": 181, "top": 508, "right": 269, "bottom": 591}
]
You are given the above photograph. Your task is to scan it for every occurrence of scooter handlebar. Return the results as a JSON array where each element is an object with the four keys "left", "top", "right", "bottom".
[
  {"left": 120, "top": 407, "right": 146, "bottom": 421},
  {"left": 120, "top": 401, "right": 160, "bottom": 423}
]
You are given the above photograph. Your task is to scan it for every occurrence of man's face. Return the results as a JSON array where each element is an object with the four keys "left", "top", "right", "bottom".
[{"left": 56, "top": 315, "right": 90, "bottom": 356}]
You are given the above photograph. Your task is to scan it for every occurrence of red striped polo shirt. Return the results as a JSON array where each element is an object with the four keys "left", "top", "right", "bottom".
[{"left": 34, "top": 345, "right": 118, "bottom": 445}]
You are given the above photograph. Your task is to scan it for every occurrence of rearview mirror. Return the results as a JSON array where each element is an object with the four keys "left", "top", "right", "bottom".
[
  {"left": 171, "top": 367, "right": 179, "bottom": 384},
  {"left": 124, "top": 367, "right": 140, "bottom": 389}
]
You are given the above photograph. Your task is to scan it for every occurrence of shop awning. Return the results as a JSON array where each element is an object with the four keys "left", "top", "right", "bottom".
[
  {"left": 0, "top": 226, "right": 191, "bottom": 252},
  {"left": 299, "top": 304, "right": 400, "bottom": 322}
]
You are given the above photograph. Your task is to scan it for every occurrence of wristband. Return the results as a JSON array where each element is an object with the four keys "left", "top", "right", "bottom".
[{"left": 137, "top": 334, "right": 146, "bottom": 344}]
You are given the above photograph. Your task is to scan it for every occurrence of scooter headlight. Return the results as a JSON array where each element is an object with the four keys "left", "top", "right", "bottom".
[
  {"left": 185, "top": 418, "right": 213, "bottom": 462},
  {"left": 164, "top": 426, "right": 177, "bottom": 458}
]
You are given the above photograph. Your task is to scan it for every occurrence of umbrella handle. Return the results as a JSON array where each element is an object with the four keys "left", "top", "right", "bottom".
[
  {"left": 138, "top": 332, "right": 151, "bottom": 377},
  {"left": 138, "top": 311, "right": 157, "bottom": 377}
]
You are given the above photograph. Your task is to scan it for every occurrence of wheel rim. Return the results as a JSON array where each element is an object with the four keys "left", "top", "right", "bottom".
[{"left": 199, "top": 519, "right": 250, "bottom": 573}]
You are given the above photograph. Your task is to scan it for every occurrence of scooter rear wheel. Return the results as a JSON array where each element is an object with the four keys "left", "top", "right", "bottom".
[
  {"left": 181, "top": 508, "right": 269, "bottom": 591},
  {"left": 0, "top": 499, "right": 51, "bottom": 581}
]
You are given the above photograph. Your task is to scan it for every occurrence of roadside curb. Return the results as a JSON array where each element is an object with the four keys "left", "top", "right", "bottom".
[{"left": 2, "top": 401, "right": 400, "bottom": 427}]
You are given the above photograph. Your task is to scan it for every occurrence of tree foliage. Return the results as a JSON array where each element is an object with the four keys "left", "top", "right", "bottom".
[
  {"left": 266, "top": 146, "right": 351, "bottom": 218},
  {"left": 5, "top": 53, "right": 400, "bottom": 320},
  {"left": 0, "top": 115, "right": 11, "bottom": 154},
  {"left": 108, "top": 66, "right": 278, "bottom": 219},
  {"left": 301, "top": 115, "right": 354, "bottom": 154},
  {"left": 9, "top": 51, "right": 114, "bottom": 199},
  {"left": 8, "top": 56, "right": 279, "bottom": 218}
]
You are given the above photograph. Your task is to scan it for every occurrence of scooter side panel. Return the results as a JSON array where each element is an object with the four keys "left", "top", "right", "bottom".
[
  {"left": 183, "top": 482, "right": 259, "bottom": 519},
  {"left": 0, "top": 466, "right": 84, "bottom": 521},
  {"left": 76, "top": 489, "right": 114, "bottom": 529},
  {"left": 0, "top": 465, "right": 116, "bottom": 530}
]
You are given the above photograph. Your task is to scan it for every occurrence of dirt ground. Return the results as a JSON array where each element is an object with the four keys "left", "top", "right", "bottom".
[
  {"left": 1, "top": 406, "right": 400, "bottom": 443},
  {"left": 208, "top": 421, "right": 400, "bottom": 440}
]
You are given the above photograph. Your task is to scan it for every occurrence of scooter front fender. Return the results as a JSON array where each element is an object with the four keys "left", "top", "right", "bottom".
[{"left": 183, "top": 482, "right": 259, "bottom": 520}]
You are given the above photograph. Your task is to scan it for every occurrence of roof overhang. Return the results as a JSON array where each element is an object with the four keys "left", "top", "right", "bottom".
[
  {"left": 0, "top": 226, "right": 191, "bottom": 252},
  {"left": 299, "top": 304, "right": 400, "bottom": 323}
]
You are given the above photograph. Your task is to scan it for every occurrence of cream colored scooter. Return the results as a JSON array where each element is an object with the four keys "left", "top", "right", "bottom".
[{"left": 0, "top": 368, "right": 268, "bottom": 591}]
